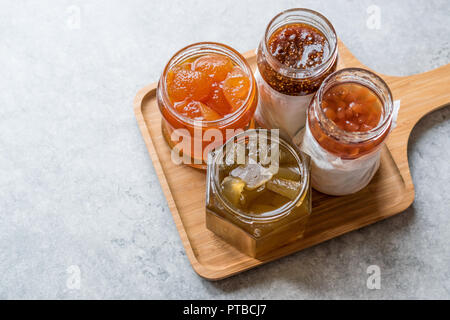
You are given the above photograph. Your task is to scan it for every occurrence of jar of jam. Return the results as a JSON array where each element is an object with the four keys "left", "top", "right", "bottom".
[
  {"left": 255, "top": 8, "right": 338, "bottom": 139},
  {"left": 302, "top": 68, "right": 394, "bottom": 195},
  {"left": 206, "top": 129, "right": 311, "bottom": 258},
  {"left": 157, "top": 42, "right": 258, "bottom": 169}
]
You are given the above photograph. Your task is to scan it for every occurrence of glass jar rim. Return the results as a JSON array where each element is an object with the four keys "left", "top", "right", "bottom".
[
  {"left": 261, "top": 8, "right": 338, "bottom": 79},
  {"left": 157, "top": 42, "right": 256, "bottom": 128},
  {"left": 208, "top": 129, "right": 310, "bottom": 222},
  {"left": 311, "top": 67, "right": 394, "bottom": 143}
]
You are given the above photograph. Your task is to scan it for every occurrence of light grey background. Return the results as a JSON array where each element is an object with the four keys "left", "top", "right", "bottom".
[{"left": 0, "top": 0, "right": 449, "bottom": 299}]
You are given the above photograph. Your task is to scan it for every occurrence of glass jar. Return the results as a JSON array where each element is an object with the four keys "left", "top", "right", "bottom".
[
  {"left": 206, "top": 129, "right": 311, "bottom": 258},
  {"left": 157, "top": 42, "right": 258, "bottom": 169},
  {"left": 255, "top": 8, "right": 338, "bottom": 139},
  {"left": 302, "top": 68, "right": 394, "bottom": 195},
  {"left": 308, "top": 68, "right": 394, "bottom": 159}
]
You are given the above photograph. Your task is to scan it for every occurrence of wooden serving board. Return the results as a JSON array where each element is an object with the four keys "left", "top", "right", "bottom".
[{"left": 134, "top": 41, "right": 450, "bottom": 280}]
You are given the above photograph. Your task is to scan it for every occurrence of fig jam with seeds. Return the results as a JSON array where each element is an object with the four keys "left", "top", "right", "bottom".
[
  {"left": 269, "top": 23, "right": 329, "bottom": 70},
  {"left": 255, "top": 9, "right": 338, "bottom": 138},
  {"left": 257, "top": 15, "right": 338, "bottom": 96}
]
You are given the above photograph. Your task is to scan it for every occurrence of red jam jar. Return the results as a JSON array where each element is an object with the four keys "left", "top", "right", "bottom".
[
  {"left": 308, "top": 68, "right": 394, "bottom": 159},
  {"left": 303, "top": 68, "right": 394, "bottom": 195}
]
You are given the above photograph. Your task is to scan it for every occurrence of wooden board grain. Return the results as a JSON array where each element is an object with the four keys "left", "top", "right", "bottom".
[{"left": 134, "top": 41, "right": 450, "bottom": 280}]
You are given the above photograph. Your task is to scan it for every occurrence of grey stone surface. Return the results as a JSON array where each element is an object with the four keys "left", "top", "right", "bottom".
[{"left": 0, "top": 0, "right": 449, "bottom": 299}]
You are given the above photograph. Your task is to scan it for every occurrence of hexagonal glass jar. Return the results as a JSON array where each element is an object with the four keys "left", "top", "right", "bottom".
[{"left": 205, "top": 129, "right": 312, "bottom": 258}]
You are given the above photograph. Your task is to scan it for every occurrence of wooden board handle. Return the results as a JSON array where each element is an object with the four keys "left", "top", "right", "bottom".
[
  {"left": 338, "top": 40, "right": 450, "bottom": 132},
  {"left": 385, "top": 64, "right": 450, "bottom": 131},
  {"left": 380, "top": 63, "right": 450, "bottom": 202}
]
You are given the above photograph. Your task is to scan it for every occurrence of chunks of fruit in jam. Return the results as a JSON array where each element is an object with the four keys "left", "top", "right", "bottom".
[
  {"left": 174, "top": 100, "right": 221, "bottom": 121},
  {"left": 266, "top": 177, "right": 301, "bottom": 200},
  {"left": 204, "top": 82, "right": 232, "bottom": 116},
  {"left": 193, "top": 54, "right": 234, "bottom": 82},
  {"left": 166, "top": 54, "right": 250, "bottom": 120},
  {"left": 221, "top": 176, "right": 245, "bottom": 207},
  {"left": 219, "top": 141, "right": 304, "bottom": 213},
  {"left": 239, "top": 185, "right": 267, "bottom": 208},
  {"left": 167, "top": 63, "right": 211, "bottom": 102},
  {"left": 230, "top": 162, "right": 275, "bottom": 190},
  {"left": 321, "top": 83, "right": 382, "bottom": 132},
  {"left": 223, "top": 67, "right": 251, "bottom": 111},
  {"left": 274, "top": 166, "right": 301, "bottom": 181}
]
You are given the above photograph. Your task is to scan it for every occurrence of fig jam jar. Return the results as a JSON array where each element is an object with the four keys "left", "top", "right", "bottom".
[
  {"left": 157, "top": 42, "right": 258, "bottom": 169},
  {"left": 302, "top": 68, "right": 394, "bottom": 195},
  {"left": 256, "top": 8, "right": 338, "bottom": 139},
  {"left": 206, "top": 129, "right": 311, "bottom": 258}
]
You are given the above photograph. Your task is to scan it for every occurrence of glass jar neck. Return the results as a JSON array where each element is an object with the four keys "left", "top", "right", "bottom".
[
  {"left": 310, "top": 68, "right": 394, "bottom": 144},
  {"left": 260, "top": 8, "right": 338, "bottom": 79},
  {"left": 157, "top": 42, "right": 256, "bottom": 128},
  {"left": 209, "top": 129, "right": 310, "bottom": 223}
]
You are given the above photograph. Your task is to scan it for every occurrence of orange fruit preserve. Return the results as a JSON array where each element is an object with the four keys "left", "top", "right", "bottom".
[
  {"left": 309, "top": 82, "right": 389, "bottom": 158},
  {"left": 158, "top": 44, "right": 258, "bottom": 169},
  {"left": 322, "top": 83, "right": 382, "bottom": 132},
  {"left": 166, "top": 54, "right": 251, "bottom": 121}
]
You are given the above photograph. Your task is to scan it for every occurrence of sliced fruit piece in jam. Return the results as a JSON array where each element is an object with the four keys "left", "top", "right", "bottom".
[
  {"left": 167, "top": 56, "right": 251, "bottom": 120},
  {"left": 221, "top": 176, "right": 245, "bottom": 207},
  {"left": 266, "top": 178, "right": 301, "bottom": 200},
  {"left": 223, "top": 67, "right": 251, "bottom": 111},
  {"left": 198, "top": 101, "right": 222, "bottom": 121},
  {"left": 167, "top": 64, "right": 211, "bottom": 102},
  {"left": 204, "top": 82, "right": 232, "bottom": 116},
  {"left": 174, "top": 100, "right": 221, "bottom": 121},
  {"left": 193, "top": 54, "right": 234, "bottom": 82}
]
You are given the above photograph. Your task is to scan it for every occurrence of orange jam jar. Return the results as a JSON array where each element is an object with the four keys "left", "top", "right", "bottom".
[
  {"left": 255, "top": 8, "right": 338, "bottom": 138},
  {"left": 157, "top": 42, "right": 258, "bottom": 169},
  {"left": 206, "top": 129, "right": 311, "bottom": 258},
  {"left": 302, "top": 68, "right": 394, "bottom": 195}
]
